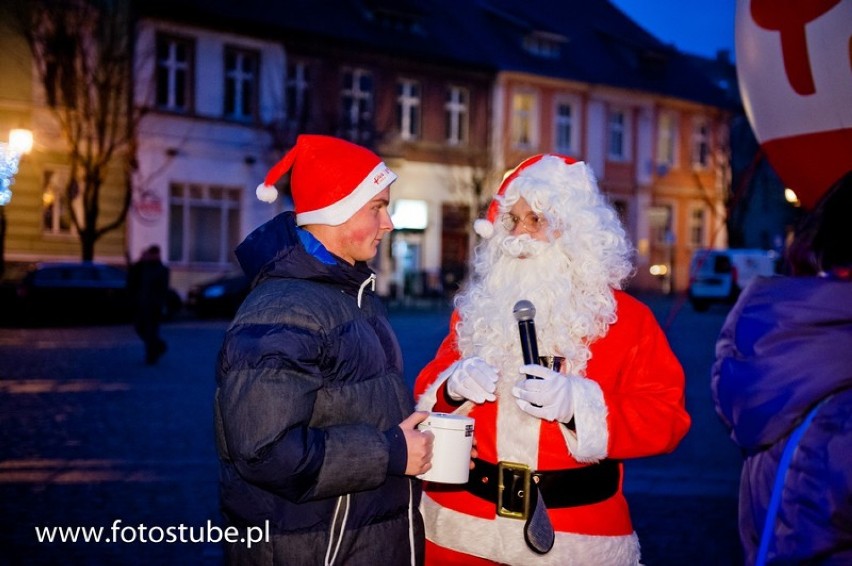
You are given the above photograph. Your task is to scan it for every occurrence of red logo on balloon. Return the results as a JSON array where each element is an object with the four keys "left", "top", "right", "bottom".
[{"left": 750, "top": 0, "right": 843, "bottom": 95}]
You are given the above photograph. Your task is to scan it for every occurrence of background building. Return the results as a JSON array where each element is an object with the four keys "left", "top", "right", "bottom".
[{"left": 1, "top": 0, "right": 760, "bottom": 300}]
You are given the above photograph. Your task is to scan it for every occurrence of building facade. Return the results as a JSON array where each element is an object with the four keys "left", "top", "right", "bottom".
[{"left": 2, "top": 0, "right": 738, "bottom": 298}]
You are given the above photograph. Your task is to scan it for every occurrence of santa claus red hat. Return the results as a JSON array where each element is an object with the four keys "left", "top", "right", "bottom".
[
  {"left": 474, "top": 153, "right": 578, "bottom": 238},
  {"left": 256, "top": 134, "right": 397, "bottom": 226}
]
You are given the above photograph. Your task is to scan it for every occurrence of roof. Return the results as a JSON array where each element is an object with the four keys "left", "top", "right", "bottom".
[{"left": 138, "top": 0, "right": 732, "bottom": 107}]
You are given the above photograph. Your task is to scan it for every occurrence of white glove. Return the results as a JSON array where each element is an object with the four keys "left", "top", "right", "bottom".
[
  {"left": 511, "top": 364, "right": 574, "bottom": 422},
  {"left": 444, "top": 357, "right": 499, "bottom": 404}
]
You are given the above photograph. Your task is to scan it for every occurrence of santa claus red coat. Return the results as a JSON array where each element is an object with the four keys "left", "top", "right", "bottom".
[{"left": 414, "top": 291, "right": 690, "bottom": 565}]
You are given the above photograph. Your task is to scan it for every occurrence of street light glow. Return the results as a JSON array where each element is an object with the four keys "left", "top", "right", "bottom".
[{"left": 9, "top": 129, "right": 34, "bottom": 155}]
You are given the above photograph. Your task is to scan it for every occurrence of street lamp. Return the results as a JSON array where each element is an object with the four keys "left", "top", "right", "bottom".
[{"left": 0, "top": 128, "right": 34, "bottom": 277}]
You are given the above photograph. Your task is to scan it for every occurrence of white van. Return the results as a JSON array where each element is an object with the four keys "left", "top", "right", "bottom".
[{"left": 688, "top": 249, "right": 779, "bottom": 311}]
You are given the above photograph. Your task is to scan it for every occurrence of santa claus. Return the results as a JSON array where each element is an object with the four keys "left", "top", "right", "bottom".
[{"left": 414, "top": 154, "right": 691, "bottom": 565}]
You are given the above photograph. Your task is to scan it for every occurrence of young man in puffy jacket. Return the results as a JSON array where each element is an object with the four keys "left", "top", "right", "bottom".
[{"left": 215, "top": 135, "right": 433, "bottom": 565}]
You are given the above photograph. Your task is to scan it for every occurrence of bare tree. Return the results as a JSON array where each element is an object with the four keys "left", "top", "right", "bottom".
[{"left": 9, "top": 0, "right": 137, "bottom": 261}]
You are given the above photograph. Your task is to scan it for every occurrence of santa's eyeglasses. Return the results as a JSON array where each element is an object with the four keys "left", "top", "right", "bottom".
[{"left": 501, "top": 211, "right": 547, "bottom": 233}]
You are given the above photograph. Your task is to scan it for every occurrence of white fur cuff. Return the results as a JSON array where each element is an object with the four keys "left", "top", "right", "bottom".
[{"left": 561, "top": 375, "right": 608, "bottom": 462}]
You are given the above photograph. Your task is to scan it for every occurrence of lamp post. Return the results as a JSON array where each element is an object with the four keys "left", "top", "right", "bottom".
[{"left": 0, "top": 128, "right": 34, "bottom": 277}]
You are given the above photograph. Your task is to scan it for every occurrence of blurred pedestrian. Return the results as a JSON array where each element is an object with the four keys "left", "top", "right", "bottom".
[
  {"left": 127, "top": 245, "right": 169, "bottom": 365},
  {"left": 712, "top": 170, "right": 852, "bottom": 565},
  {"left": 214, "top": 135, "right": 432, "bottom": 565},
  {"left": 414, "top": 154, "right": 691, "bottom": 564}
]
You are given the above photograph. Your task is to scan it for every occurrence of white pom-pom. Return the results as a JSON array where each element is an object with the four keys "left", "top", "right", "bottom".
[
  {"left": 256, "top": 183, "right": 278, "bottom": 203},
  {"left": 473, "top": 219, "right": 494, "bottom": 239}
]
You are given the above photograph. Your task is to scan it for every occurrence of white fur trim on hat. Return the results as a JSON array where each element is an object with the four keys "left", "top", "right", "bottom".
[
  {"left": 256, "top": 183, "right": 278, "bottom": 203},
  {"left": 295, "top": 162, "right": 397, "bottom": 226},
  {"left": 473, "top": 218, "right": 495, "bottom": 239}
]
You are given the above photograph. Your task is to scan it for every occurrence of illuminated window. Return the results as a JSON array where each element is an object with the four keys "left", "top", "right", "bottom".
[
  {"left": 511, "top": 91, "right": 537, "bottom": 149},
  {"left": 41, "top": 168, "right": 81, "bottom": 235}
]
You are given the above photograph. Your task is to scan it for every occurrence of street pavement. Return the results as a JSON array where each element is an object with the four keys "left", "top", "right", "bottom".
[{"left": 0, "top": 293, "right": 743, "bottom": 565}]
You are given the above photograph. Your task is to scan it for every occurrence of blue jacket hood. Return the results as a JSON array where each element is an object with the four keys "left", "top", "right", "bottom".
[{"left": 712, "top": 276, "right": 852, "bottom": 452}]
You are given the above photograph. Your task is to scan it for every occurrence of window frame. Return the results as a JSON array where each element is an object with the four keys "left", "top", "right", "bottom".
[
  {"left": 396, "top": 78, "right": 422, "bottom": 141},
  {"left": 692, "top": 117, "right": 711, "bottom": 170},
  {"left": 285, "top": 59, "right": 312, "bottom": 129},
  {"left": 223, "top": 45, "right": 260, "bottom": 122},
  {"left": 553, "top": 95, "right": 580, "bottom": 155},
  {"left": 656, "top": 110, "right": 679, "bottom": 170},
  {"left": 168, "top": 182, "right": 242, "bottom": 267},
  {"left": 511, "top": 90, "right": 538, "bottom": 150},
  {"left": 607, "top": 107, "right": 631, "bottom": 162},
  {"left": 688, "top": 204, "right": 707, "bottom": 248},
  {"left": 40, "top": 166, "right": 81, "bottom": 237},
  {"left": 445, "top": 85, "right": 469, "bottom": 146},
  {"left": 155, "top": 32, "right": 195, "bottom": 113},
  {"left": 340, "top": 68, "right": 374, "bottom": 143}
]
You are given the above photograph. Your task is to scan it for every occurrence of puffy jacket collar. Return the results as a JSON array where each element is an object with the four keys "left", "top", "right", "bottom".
[{"left": 235, "top": 211, "right": 375, "bottom": 298}]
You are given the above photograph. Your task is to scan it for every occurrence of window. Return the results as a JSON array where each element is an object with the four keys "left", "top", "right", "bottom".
[
  {"left": 445, "top": 86, "right": 469, "bottom": 145},
  {"left": 522, "top": 32, "right": 564, "bottom": 59},
  {"left": 396, "top": 79, "right": 421, "bottom": 141},
  {"left": 41, "top": 168, "right": 80, "bottom": 235},
  {"left": 689, "top": 206, "right": 707, "bottom": 247},
  {"left": 656, "top": 111, "right": 678, "bottom": 170},
  {"left": 340, "top": 68, "right": 374, "bottom": 143},
  {"left": 511, "top": 91, "right": 537, "bottom": 149},
  {"left": 155, "top": 34, "right": 193, "bottom": 112},
  {"left": 554, "top": 99, "right": 578, "bottom": 154},
  {"left": 650, "top": 204, "right": 674, "bottom": 246},
  {"left": 607, "top": 108, "right": 629, "bottom": 161},
  {"left": 285, "top": 61, "right": 311, "bottom": 129},
  {"left": 168, "top": 183, "right": 241, "bottom": 265},
  {"left": 692, "top": 118, "right": 710, "bottom": 169},
  {"left": 224, "top": 46, "right": 259, "bottom": 121}
]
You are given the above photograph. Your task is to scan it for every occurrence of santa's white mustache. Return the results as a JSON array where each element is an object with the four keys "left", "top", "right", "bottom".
[{"left": 500, "top": 235, "right": 547, "bottom": 258}]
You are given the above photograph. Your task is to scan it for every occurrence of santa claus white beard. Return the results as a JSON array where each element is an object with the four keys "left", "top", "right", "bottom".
[
  {"left": 456, "top": 233, "right": 617, "bottom": 383},
  {"left": 454, "top": 233, "right": 616, "bottom": 463}
]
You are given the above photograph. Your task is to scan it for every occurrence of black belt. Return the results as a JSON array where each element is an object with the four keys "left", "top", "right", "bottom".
[{"left": 464, "top": 458, "right": 620, "bottom": 520}]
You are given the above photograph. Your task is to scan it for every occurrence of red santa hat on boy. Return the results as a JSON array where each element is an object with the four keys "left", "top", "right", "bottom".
[
  {"left": 473, "top": 153, "right": 578, "bottom": 239},
  {"left": 256, "top": 134, "right": 397, "bottom": 226}
]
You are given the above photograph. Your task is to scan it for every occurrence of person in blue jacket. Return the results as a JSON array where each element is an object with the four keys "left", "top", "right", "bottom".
[
  {"left": 215, "top": 135, "right": 433, "bottom": 565},
  {"left": 712, "top": 170, "right": 852, "bottom": 565}
]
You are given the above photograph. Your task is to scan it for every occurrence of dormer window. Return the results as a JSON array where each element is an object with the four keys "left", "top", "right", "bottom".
[
  {"left": 523, "top": 31, "right": 564, "bottom": 59},
  {"left": 362, "top": 1, "right": 424, "bottom": 34}
]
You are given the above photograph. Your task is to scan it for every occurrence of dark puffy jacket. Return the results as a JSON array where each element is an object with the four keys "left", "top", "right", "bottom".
[
  {"left": 214, "top": 212, "right": 423, "bottom": 565},
  {"left": 712, "top": 276, "right": 852, "bottom": 565}
]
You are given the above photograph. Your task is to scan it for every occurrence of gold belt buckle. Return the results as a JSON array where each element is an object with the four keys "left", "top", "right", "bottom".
[{"left": 496, "top": 461, "right": 531, "bottom": 520}]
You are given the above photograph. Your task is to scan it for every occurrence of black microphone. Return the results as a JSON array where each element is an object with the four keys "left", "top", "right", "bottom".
[{"left": 513, "top": 300, "right": 541, "bottom": 380}]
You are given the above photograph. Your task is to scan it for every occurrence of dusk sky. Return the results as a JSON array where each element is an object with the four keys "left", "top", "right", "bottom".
[{"left": 610, "top": 0, "right": 737, "bottom": 59}]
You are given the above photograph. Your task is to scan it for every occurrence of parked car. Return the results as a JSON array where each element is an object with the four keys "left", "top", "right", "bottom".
[
  {"left": 688, "top": 249, "right": 778, "bottom": 311},
  {"left": 7, "top": 261, "right": 182, "bottom": 326},
  {"left": 186, "top": 272, "right": 250, "bottom": 318}
]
